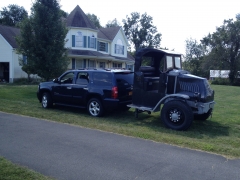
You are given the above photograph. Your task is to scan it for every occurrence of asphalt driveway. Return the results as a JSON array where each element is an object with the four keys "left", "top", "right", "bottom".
[{"left": 0, "top": 111, "right": 239, "bottom": 180}]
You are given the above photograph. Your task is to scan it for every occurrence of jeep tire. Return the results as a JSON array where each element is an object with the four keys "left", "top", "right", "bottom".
[{"left": 161, "top": 100, "right": 193, "bottom": 131}]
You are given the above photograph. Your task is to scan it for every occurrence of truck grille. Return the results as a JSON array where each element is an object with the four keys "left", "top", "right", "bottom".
[{"left": 179, "top": 81, "right": 200, "bottom": 93}]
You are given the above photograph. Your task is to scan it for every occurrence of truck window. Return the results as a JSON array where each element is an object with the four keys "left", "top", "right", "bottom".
[
  {"left": 166, "top": 56, "right": 173, "bottom": 69},
  {"left": 175, "top": 57, "right": 181, "bottom": 69}
]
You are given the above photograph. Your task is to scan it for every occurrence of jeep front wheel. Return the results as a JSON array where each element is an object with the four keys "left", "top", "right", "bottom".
[
  {"left": 87, "top": 98, "right": 104, "bottom": 117},
  {"left": 161, "top": 100, "right": 193, "bottom": 131}
]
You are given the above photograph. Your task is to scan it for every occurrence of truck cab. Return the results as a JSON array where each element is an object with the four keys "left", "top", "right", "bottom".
[{"left": 128, "top": 48, "right": 215, "bottom": 130}]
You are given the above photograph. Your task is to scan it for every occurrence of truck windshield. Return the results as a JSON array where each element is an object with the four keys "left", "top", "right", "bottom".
[{"left": 175, "top": 57, "right": 181, "bottom": 69}]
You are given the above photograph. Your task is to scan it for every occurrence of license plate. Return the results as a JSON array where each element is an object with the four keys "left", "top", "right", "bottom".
[{"left": 129, "top": 91, "right": 132, "bottom": 96}]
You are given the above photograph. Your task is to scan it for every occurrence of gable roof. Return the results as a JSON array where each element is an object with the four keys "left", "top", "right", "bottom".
[
  {"left": 0, "top": 25, "right": 20, "bottom": 48},
  {"left": 98, "top": 26, "right": 121, "bottom": 41},
  {"left": 66, "top": 5, "right": 97, "bottom": 30}
]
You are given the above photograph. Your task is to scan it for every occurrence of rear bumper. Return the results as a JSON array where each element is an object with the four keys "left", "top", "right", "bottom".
[{"left": 103, "top": 98, "right": 132, "bottom": 110}]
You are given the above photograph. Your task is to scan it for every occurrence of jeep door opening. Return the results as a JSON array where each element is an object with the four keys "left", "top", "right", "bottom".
[{"left": 127, "top": 48, "right": 215, "bottom": 131}]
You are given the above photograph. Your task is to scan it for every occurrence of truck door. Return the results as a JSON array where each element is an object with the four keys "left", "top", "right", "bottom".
[
  {"left": 70, "top": 72, "right": 89, "bottom": 106},
  {"left": 52, "top": 72, "right": 75, "bottom": 104}
]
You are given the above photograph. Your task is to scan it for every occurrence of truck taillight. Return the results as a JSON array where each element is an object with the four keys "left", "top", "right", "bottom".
[{"left": 111, "top": 86, "right": 118, "bottom": 99}]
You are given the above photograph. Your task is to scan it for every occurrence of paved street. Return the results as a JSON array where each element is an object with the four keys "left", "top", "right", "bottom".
[{"left": 0, "top": 111, "right": 239, "bottom": 180}]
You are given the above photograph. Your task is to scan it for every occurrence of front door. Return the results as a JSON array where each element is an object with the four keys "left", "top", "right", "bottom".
[{"left": 52, "top": 72, "right": 75, "bottom": 104}]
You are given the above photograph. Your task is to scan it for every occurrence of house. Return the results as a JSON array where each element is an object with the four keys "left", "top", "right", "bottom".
[
  {"left": 0, "top": 25, "right": 29, "bottom": 83},
  {"left": 0, "top": 5, "right": 134, "bottom": 83},
  {"left": 65, "top": 5, "right": 134, "bottom": 71}
]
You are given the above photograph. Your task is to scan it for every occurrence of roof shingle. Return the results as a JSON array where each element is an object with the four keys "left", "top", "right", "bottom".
[
  {"left": 66, "top": 5, "right": 97, "bottom": 30},
  {"left": 0, "top": 25, "right": 20, "bottom": 48}
]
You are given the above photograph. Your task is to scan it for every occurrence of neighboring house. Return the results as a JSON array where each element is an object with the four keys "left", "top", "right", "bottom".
[
  {"left": 0, "top": 5, "right": 134, "bottom": 83},
  {"left": 0, "top": 25, "right": 29, "bottom": 83}
]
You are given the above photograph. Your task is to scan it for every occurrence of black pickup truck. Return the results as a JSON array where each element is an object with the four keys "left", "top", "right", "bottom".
[{"left": 37, "top": 69, "right": 134, "bottom": 117}]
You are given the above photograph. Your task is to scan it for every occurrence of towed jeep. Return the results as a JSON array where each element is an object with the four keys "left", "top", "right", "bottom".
[{"left": 127, "top": 48, "right": 215, "bottom": 130}]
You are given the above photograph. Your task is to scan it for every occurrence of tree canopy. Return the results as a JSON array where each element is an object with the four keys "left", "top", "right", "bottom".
[
  {"left": 86, "top": 13, "right": 101, "bottom": 29},
  {"left": 122, "top": 12, "right": 161, "bottom": 51},
  {"left": 201, "top": 17, "right": 240, "bottom": 84},
  {"left": 105, "top": 18, "right": 121, "bottom": 28},
  {"left": 183, "top": 14, "right": 240, "bottom": 84},
  {"left": 0, "top": 4, "right": 28, "bottom": 27},
  {"left": 16, "top": 0, "right": 69, "bottom": 81}
]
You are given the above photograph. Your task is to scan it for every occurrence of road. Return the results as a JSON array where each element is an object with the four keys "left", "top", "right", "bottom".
[{"left": 0, "top": 112, "right": 239, "bottom": 180}]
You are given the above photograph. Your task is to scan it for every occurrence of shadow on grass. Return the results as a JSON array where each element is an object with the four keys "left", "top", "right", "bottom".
[{"left": 50, "top": 105, "right": 229, "bottom": 138}]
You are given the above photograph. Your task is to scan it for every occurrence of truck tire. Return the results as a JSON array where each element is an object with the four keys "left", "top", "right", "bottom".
[
  {"left": 87, "top": 98, "right": 104, "bottom": 117},
  {"left": 161, "top": 100, "right": 193, "bottom": 131},
  {"left": 42, "top": 92, "right": 53, "bottom": 108},
  {"left": 194, "top": 109, "right": 212, "bottom": 121}
]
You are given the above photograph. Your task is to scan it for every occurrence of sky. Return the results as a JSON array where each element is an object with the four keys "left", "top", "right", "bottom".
[{"left": 1, "top": 0, "right": 240, "bottom": 54}]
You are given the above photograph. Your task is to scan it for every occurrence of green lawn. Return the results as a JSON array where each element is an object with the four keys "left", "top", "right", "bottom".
[
  {"left": 0, "top": 157, "right": 54, "bottom": 180},
  {"left": 0, "top": 84, "right": 240, "bottom": 158}
]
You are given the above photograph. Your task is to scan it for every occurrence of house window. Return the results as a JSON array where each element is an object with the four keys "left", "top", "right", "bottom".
[
  {"left": 99, "top": 62, "right": 105, "bottom": 68},
  {"left": 126, "top": 64, "right": 133, "bottom": 71},
  {"left": 76, "top": 32, "right": 83, "bottom": 47},
  {"left": 89, "top": 60, "right": 96, "bottom": 68},
  {"left": 113, "top": 63, "right": 122, "bottom": 68},
  {"left": 76, "top": 59, "right": 84, "bottom": 69},
  {"left": 115, "top": 39, "right": 124, "bottom": 55},
  {"left": 90, "top": 34, "right": 95, "bottom": 48},
  {"left": 99, "top": 42, "right": 106, "bottom": 51}
]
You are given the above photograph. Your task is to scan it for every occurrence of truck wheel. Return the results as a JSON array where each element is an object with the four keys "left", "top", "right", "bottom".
[
  {"left": 87, "top": 98, "right": 104, "bottom": 117},
  {"left": 161, "top": 101, "right": 193, "bottom": 131},
  {"left": 42, "top": 92, "right": 53, "bottom": 108},
  {"left": 194, "top": 109, "right": 212, "bottom": 121}
]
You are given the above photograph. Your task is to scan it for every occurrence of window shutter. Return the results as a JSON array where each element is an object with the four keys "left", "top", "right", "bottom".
[
  {"left": 84, "top": 59, "right": 86, "bottom": 68},
  {"left": 88, "top": 36, "right": 90, "bottom": 48},
  {"left": 94, "top": 38, "right": 96, "bottom": 49},
  {"left": 122, "top": 46, "right": 124, "bottom": 55},
  {"left": 97, "top": 41, "right": 99, "bottom": 51},
  {"left": 105, "top": 43, "right": 108, "bottom": 53},
  {"left": 83, "top": 36, "right": 87, "bottom": 48},
  {"left": 72, "top": 35, "right": 75, "bottom": 47},
  {"left": 72, "top": 58, "right": 75, "bottom": 69},
  {"left": 115, "top": 44, "right": 116, "bottom": 53}
]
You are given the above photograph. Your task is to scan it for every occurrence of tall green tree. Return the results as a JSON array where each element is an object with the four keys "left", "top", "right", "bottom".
[
  {"left": 0, "top": 4, "right": 28, "bottom": 27},
  {"left": 122, "top": 12, "right": 161, "bottom": 51},
  {"left": 105, "top": 18, "right": 121, "bottom": 28},
  {"left": 201, "top": 15, "right": 240, "bottom": 84},
  {"left": 16, "top": 0, "right": 69, "bottom": 81},
  {"left": 86, "top": 13, "right": 101, "bottom": 28},
  {"left": 183, "top": 38, "right": 207, "bottom": 77}
]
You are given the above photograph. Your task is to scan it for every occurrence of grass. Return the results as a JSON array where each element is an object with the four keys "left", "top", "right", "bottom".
[
  {"left": 0, "top": 157, "right": 54, "bottom": 180},
  {"left": 0, "top": 84, "right": 240, "bottom": 159}
]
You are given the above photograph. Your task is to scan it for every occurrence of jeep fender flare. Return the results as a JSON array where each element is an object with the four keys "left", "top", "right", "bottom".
[{"left": 152, "top": 94, "right": 190, "bottom": 112}]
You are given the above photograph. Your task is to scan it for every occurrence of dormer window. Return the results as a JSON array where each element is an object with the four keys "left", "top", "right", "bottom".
[{"left": 115, "top": 39, "right": 124, "bottom": 55}]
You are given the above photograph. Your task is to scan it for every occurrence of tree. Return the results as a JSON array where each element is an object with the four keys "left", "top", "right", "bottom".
[
  {"left": 105, "top": 18, "right": 121, "bottom": 28},
  {"left": 201, "top": 15, "right": 240, "bottom": 84},
  {"left": 86, "top": 13, "right": 101, "bottom": 28},
  {"left": 16, "top": 0, "right": 69, "bottom": 81},
  {"left": 183, "top": 38, "right": 207, "bottom": 77},
  {"left": 122, "top": 12, "right": 161, "bottom": 51},
  {"left": 0, "top": 4, "right": 28, "bottom": 27}
]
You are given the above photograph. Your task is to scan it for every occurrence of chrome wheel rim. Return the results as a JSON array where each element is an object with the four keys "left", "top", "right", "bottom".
[
  {"left": 168, "top": 108, "right": 184, "bottom": 125},
  {"left": 42, "top": 95, "right": 47, "bottom": 108},
  {"left": 89, "top": 101, "right": 100, "bottom": 116}
]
